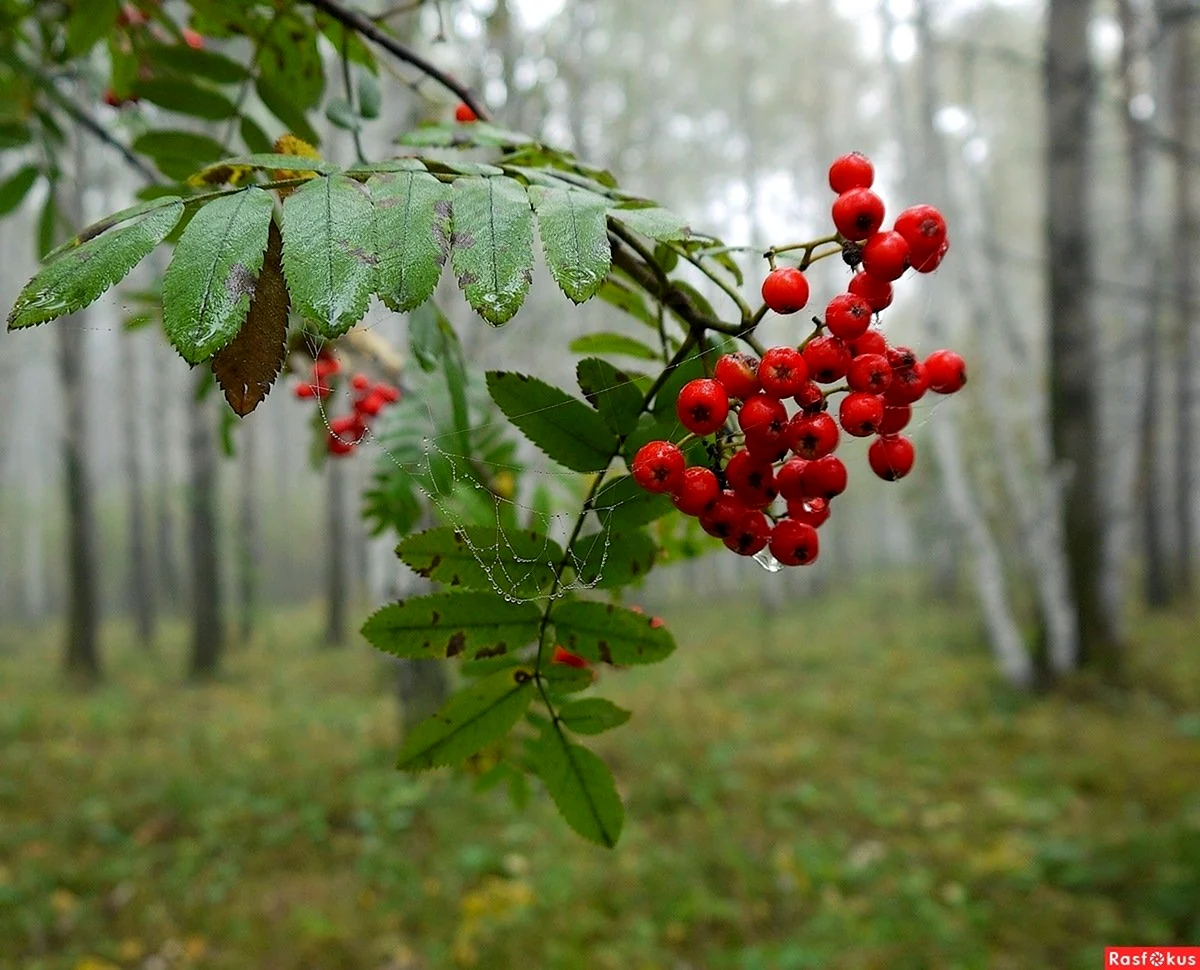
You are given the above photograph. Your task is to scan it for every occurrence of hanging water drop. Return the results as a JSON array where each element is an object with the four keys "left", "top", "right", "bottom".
[{"left": 753, "top": 548, "right": 785, "bottom": 573}]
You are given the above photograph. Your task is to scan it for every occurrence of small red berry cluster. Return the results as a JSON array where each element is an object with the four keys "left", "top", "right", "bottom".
[
  {"left": 630, "top": 152, "right": 965, "bottom": 568},
  {"left": 293, "top": 351, "right": 402, "bottom": 457}
]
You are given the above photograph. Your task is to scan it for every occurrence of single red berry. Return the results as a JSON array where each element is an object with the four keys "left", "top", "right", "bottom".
[
  {"left": 793, "top": 380, "right": 826, "bottom": 414},
  {"left": 912, "top": 237, "right": 950, "bottom": 273},
  {"left": 631, "top": 440, "right": 685, "bottom": 494},
  {"left": 329, "top": 413, "right": 366, "bottom": 442},
  {"left": 860, "top": 231, "right": 911, "bottom": 282},
  {"left": 455, "top": 102, "right": 478, "bottom": 123},
  {"left": 714, "top": 352, "right": 761, "bottom": 400},
  {"left": 847, "top": 353, "right": 892, "bottom": 394},
  {"left": 883, "top": 361, "right": 929, "bottom": 406},
  {"left": 314, "top": 382, "right": 333, "bottom": 399},
  {"left": 824, "top": 293, "right": 873, "bottom": 341},
  {"left": 769, "top": 519, "right": 820, "bottom": 566},
  {"left": 723, "top": 510, "right": 771, "bottom": 556},
  {"left": 786, "top": 496, "right": 832, "bottom": 529},
  {"left": 828, "top": 152, "right": 874, "bottom": 193},
  {"left": 725, "top": 449, "right": 777, "bottom": 509},
  {"left": 182, "top": 27, "right": 204, "bottom": 49},
  {"left": 313, "top": 356, "right": 341, "bottom": 380},
  {"left": 886, "top": 345, "right": 919, "bottom": 371},
  {"left": 868, "top": 434, "right": 916, "bottom": 481},
  {"left": 327, "top": 435, "right": 355, "bottom": 456},
  {"left": 839, "top": 391, "right": 885, "bottom": 437},
  {"left": 924, "top": 349, "right": 967, "bottom": 394},
  {"left": 295, "top": 382, "right": 316, "bottom": 399},
  {"left": 103, "top": 89, "right": 123, "bottom": 108},
  {"left": 672, "top": 466, "right": 721, "bottom": 516},
  {"left": 775, "top": 457, "right": 810, "bottom": 502},
  {"left": 761, "top": 266, "right": 811, "bottom": 314},
  {"left": 351, "top": 373, "right": 370, "bottom": 391},
  {"left": 552, "top": 645, "right": 590, "bottom": 669},
  {"left": 832, "top": 188, "right": 886, "bottom": 241},
  {"left": 848, "top": 272, "right": 894, "bottom": 312},
  {"left": 894, "top": 204, "right": 947, "bottom": 255},
  {"left": 879, "top": 403, "right": 913, "bottom": 435},
  {"left": 738, "top": 393, "right": 788, "bottom": 438},
  {"left": 758, "top": 346, "right": 809, "bottom": 398},
  {"left": 699, "top": 490, "right": 747, "bottom": 539},
  {"left": 356, "top": 390, "right": 387, "bottom": 417},
  {"left": 801, "top": 455, "right": 849, "bottom": 500},
  {"left": 849, "top": 329, "right": 888, "bottom": 358},
  {"left": 787, "top": 411, "right": 840, "bottom": 460},
  {"left": 676, "top": 378, "right": 730, "bottom": 435},
  {"left": 802, "top": 335, "right": 852, "bottom": 384},
  {"left": 377, "top": 383, "right": 402, "bottom": 404}
]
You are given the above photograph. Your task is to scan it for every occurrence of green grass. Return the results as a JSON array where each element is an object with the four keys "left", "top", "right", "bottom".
[{"left": 2, "top": 583, "right": 1199, "bottom": 970}]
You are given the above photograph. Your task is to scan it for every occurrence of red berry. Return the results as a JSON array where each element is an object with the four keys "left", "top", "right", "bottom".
[
  {"left": 793, "top": 380, "right": 826, "bottom": 414},
  {"left": 838, "top": 391, "right": 885, "bottom": 437},
  {"left": 714, "top": 353, "right": 761, "bottom": 400},
  {"left": 824, "top": 293, "right": 873, "bottom": 341},
  {"left": 356, "top": 390, "right": 387, "bottom": 416},
  {"left": 737, "top": 393, "right": 788, "bottom": 439},
  {"left": 860, "top": 231, "right": 911, "bottom": 282},
  {"left": 455, "top": 102, "right": 478, "bottom": 123},
  {"left": 832, "top": 188, "right": 886, "bottom": 241},
  {"left": 295, "top": 382, "right": 316, "bottom": 399},
  {"left": 314, "top": 382, "right": 333, "bottom": 399},
  {"left": 847, "top": 353, "right": 892, "bottom": 394},
  {"left": 329, "top": 413, "right": 366, "bottom": 442},
  {"left": 757, "top": 346, "right": 809, "bottom": 398},
  {"left": 699, "top": 491, "right": 746, "bottom": 539},
  {"left": 676, "top": 378, "right": 730, "bottom": 435},
  {"left": 552, "top": 645, "right": 590, "bottom": 669},
  {"left": 631, "top": 440, "right": 685, "bottom": 494},
  {"left": 725, "top": 449, "right": 777, "bottom": 509},
  {"left": 894, "top": 204, "right": 947, "bottom": 255},
  {"left": 883, "top": 361, "right": 929, "bottom": 406},
  {"left": 723, "top": 510, "right": 771, "bottom": 556},
  {"left": 802, "top": 335, "right": 852, "bottom": 384},
  {"left": 828, "top": 152, "right": 874, "bottom": 193},
  {"left": 849, "top": 329, "right": 888, "bottom": 357},
  {"left": 377, "top": 383, "right": 402, "bottom": 403},
  {"left": 912, "top": 237, "right": 950, "bottom": 273},
  {"left": 103, "top": 89, "right": 123, "bottom": 108},
  {"left": 351, "top": 373, "right": 370, "bottom": 391},
  {"left": 182, "top": 27, "right": 204, "bottom": 49},
  {"left": 327, "top": 435, "right": 355, "bottom": 456},
  {"left": 848, "top": 272, "right": 894, "bottom": 312},
  {"left": 775, "top": 457, "right": 810, "bottom": 502},
  {"left": 313, "top": 356, "right": 341, "bottom": 380},
  {"left": 924, "top": 349, "right": 967, "bottom": 394},
  {"left": 868, "top": 434, "right": 916, "bottom": 481},
  {"left": 801, "top": 455, "right": 848, "bottom": 500},
  {"left": 879, "top": 403, "right": 913, "bottom": 435},
  {"left": 769, "top": 519, "right": 820, "bottom": 566},
  {"left": 786, "top": 497, "right": 832, "bottom": 529},
  {"left": 761, "top": 266, "right": 811, "bottom": 314},
  {"left": 788, "top": 411, "right": 840, "bottom": 460},
  {"left": 886, "top": 345, "right": 918, "bottom": 371},
  {"left": 672, "top": 466, "right": 721, "bottom": 516}
]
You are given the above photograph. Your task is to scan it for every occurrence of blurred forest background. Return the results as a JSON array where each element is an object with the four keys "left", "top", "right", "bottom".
[{"left": 1, "top": 0, "right": 1199, "bottom": 967}]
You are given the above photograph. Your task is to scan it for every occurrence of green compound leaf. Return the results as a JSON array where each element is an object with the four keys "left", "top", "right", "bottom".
[
  {"left": 608, "top": 204, "right": 691, "bottom": 242},
  {"left": 576, "top": 357, "right": 645, "bottom": 437},
  {"left": 451, "top": 176, "right": 534, "bottom": 325},
  {"left": 530, "top": 728, "right": 623, "bottom": 847},
  {"left": 281, "top": 175, "right": 376, "bottom": 337},
  {"left": 369, "top": 169, "right": 452, "bottom": 312},
  {"left": 557, "top": 698, "right": 632, "bottom": 736},
  {"left": 45, "top": 195, "right": 185, "bottom": 261},
  {"left": 528, "top": 184, "right": 611, "bottom": 304},
  {"left": 361, "top": 591, "right": 541, "bottom": 661},
  {"left": 486, "top": 371, "right": 617, "bottom": 473},
  {"left": 396, "top": 667, "right": 536, "bottom": 772},
  {"left": 569, "top": 332, "right": 659, "bottom": 361},
  {"left": 397, "top": 526, "right": 563, "bottom": 600},
  {"left": 8, "top": 201, "right": 183, "bottom": 330},
  {"left": 570, "top": 529, "right": 658, "bottom": 590},
  {"left": 162, "top": 187, "right": 274, "bottom": 364},
  {"left": 552, "top": 600, "right": 675, "bottom": 665}
]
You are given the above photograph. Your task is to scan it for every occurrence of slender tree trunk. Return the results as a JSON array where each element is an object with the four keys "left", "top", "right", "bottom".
[
  {"left": 1046, "top": 0, "right": 1122, "bottom": 674},
  {"left": 1141, "top": 277, "right": 1172, "bottom": 606},
  {"left": 151, "top": 339, "right": 181, "bottom": 608},
  {"left": 237, "top": 416, "right": 260, "bottom": 643},
  {"left": 1171, "top": 16, "right": 1198, "bottom": 596},
  {"left": 123, "top": 336, "right": 155, "bottom": 647},
  {"left": 188, "top": 391, "right": 224, "bottom": 678},
  {"left": 59, "top": 316, "right": 100, "bottom": 682},
  {"left": 325, "top": 456, "right": 348, "bottom": 645}
]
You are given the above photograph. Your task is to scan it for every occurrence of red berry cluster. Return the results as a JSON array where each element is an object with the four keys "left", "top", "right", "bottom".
[
  {"left": 630, "top": 152, "right": 966, "bottom": 568},
  {"left": 293, "top": 351, "right": 402, "bottom": 457}
]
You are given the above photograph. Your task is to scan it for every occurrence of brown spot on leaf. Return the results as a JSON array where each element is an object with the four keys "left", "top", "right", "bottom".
[
  {"left": 430, "top": 611, "right": 441, "bottom": 625},
  {"left": 342, "top": 243, "right": 378, "bottom": 267},
  {"left": 598, "top": 643, "right": 613, "bottom": 664},
  {"left": 226, "top": 262, "right": 257, "bottom": 302},
  {"left": 446, "top": 632, "right": 466, "bottom": 657},
  {"left": 475, "top": 644, "right": 507, "bottom": 660}
]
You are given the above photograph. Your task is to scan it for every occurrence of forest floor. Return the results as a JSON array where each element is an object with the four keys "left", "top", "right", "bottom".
[{"left": 2, "top": 579, "right": 1199, "bottom": 970}]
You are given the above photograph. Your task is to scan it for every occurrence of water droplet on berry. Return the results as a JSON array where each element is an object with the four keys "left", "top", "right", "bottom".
[{"left": 753, "top": 549, "right": 785, "bottom": 573}]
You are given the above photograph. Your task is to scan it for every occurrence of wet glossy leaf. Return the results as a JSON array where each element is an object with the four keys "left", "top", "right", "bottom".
[
  {"left": 568, "top": 333, "right": 659, "bottom": 361},
  {"left": 397, "top": 526, "right": 562, "bottom": 600},
  {"left": 570, "top": 529, "right": 658, "bottom": 590},
  {"left": 163, "top": 187, "right": 274, "bottom": 363},
  {"left": 576, "top": 357, "right": 644, "bottom": 436},
  {"left": 370, "top": 170, "right": 452, "bottom": 313},
  {"left": 528, "top": 185, "right": 611, "bottom": 303},
  {"left": 362, "top": 591, "right": 541, "bottom": 661},
  {"left": 609, "top": 204, "right": 691, "bottom": 242},
  {"left": 591, "top": 474, "right": 673, "bottom": 531},
  {"left": 530, "top": 728, "right": 623, "bottom": 847},
  {"left": 451, "top": 176, "right": 534, "bottom": 325}
]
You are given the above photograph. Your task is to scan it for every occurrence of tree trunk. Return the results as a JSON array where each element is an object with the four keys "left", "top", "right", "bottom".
[
  {"left": 1046, "top": 0, "right": 1122, "bottom": 674},
  {"left": 1171, "top": 15, "right": 1198, "bottom": 596},
  {"left": 188, "top": 390, "right": 224, "bottom": 678},
  {"left": 237, "top": 416, "right": 260, "bottom": 644},
  {"left": 123, "top": 336, "right": 155, "bottom": 647},
  {"left": 59, "top": 317, "right": 100, "bottom": 682},
  {"left": 325, "top": 455, "right": 348, "bottom": 646},
  {"left": 151, "top": 338, "right": 181, "bottom": 608},
  {"left": 1141, "top": 282, "right": 1172, "bottom": 607}
]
